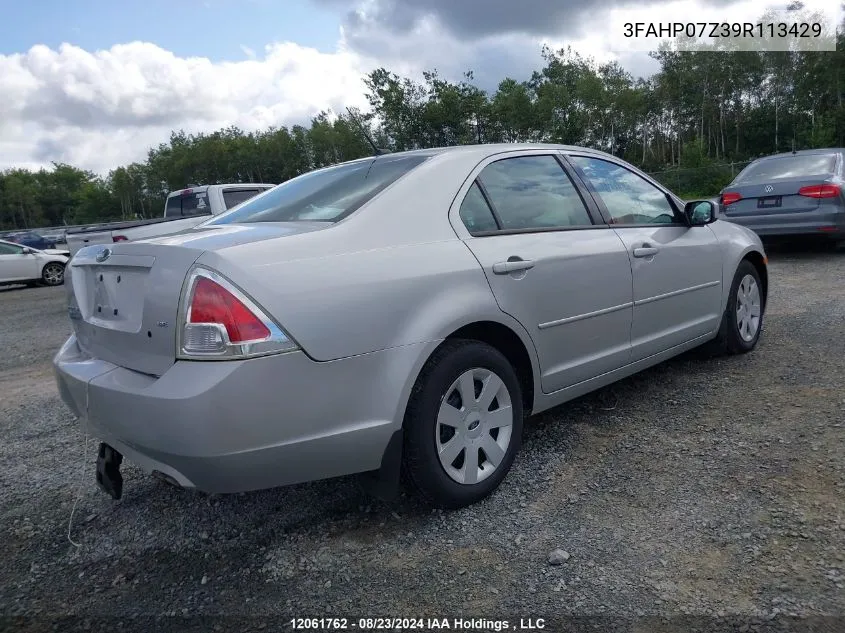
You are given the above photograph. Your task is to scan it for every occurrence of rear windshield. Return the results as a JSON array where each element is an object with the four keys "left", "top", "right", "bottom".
[
  {"left": 222, "top": 188, "right": 264, "bottom": 210},
  {"left": 164, "top": 191, "right": 213, "bottom": 217},
  {"left": 736, "top": 154, "right": 837, "bottom": 182},
  {"left": 208, "top": 155, "right": 428, "bottom": 225}
]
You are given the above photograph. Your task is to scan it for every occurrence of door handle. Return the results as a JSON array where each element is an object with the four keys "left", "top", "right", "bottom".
[
  {"left": 492, "top": 258, "right": 535, "bottom": 274},
  {"left": 632, "top": 245, "right": 659, "bottom": 258}
]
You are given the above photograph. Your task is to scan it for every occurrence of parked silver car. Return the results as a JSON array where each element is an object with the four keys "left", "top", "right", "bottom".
[
  {"left": 54, "top": 144, "right": 768, "bottom": 508},
  {"left": 719, "top": 148, "right": 845, "bottom": 243}
]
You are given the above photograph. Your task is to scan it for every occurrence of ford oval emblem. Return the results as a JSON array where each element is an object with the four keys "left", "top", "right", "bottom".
[{"left": 96, "top": 247, "right": 112, "bottom": 263}]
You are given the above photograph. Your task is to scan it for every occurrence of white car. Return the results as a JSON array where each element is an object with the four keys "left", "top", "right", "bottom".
[{"left": 0, "top": 239, "right": 69, "bottom": 287}]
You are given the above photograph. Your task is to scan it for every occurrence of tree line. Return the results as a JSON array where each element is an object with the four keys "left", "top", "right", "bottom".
[{"left": 1, "top": 7, "right": 843, "bottom": 229}]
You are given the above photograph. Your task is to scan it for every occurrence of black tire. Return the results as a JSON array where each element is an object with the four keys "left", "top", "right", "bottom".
[
  {"left": 41, "top": 262, "right": 65, "bottom": 286},
  {"left": 402, "top": 339, "right": 523, "bottom": 509},
  {"left": 712, "top": 260, "right": 764, "bottom": 355}
]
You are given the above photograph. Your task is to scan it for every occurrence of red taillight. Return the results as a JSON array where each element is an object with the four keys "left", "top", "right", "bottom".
[
  {"left": 189, "top": 276, "right": 270, "bottom": 343},
  {"left": 721, "top": 192, "right": 742, "bottom": 205},
  {"left": 112, "top": 235, "right": 128, "bottom": 242},
  {"left": 798, "top": 184, "right": 841, "bottom": 199}
]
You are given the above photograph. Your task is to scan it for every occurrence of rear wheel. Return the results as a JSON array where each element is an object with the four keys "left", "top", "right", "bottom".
[
  {"left": 714, "top": 260, "right": 764, "bottom": 355},
  {"left": 403, "top": 340, "right": 523, "bottom": 509},
  {"left": 41, "top": 262, "right": 65, "bottom": 286}
]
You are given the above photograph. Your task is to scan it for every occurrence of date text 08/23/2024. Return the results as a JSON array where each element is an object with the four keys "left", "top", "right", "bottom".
[{"left": 289, "top": 618, "right": 546, "bottom": 630}]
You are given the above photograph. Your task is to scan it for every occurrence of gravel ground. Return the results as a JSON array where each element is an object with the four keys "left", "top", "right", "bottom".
[{"left": 1, "top": 244, "right": 844, "bottom": 632}]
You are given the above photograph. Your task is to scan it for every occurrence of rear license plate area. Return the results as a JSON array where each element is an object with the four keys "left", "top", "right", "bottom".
[
  {"left": 86, "top": 267, "right": 148, "bottom": 331},
  {"left": 757, "top": 196, "right": 782, "bottom": 209}
]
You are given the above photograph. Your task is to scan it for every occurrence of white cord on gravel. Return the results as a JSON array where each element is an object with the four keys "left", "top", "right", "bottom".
[{"left": 67, "top": 419, "right": 89, "bottom": 549}]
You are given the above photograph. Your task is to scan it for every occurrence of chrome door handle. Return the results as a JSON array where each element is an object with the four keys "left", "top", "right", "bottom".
[
  {"left": 492, "top": 259, "right": 535, "bottom": 274},
  {"left": 633, "top": 246, "right": 659, "bottom": 258}
]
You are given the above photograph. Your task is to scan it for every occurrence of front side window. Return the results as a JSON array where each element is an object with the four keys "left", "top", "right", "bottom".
[
  {"left": 209, "top": 155, "right": 429, "bottom": 225},
  {"left": 0, "top": 242, "right": 24, "bottom": 255},
  {"left": 571, "top": 156, "right": 679, "bottom": 225},
  {"left": 477, "top": 156, "right": 593, "bottom": 230}
]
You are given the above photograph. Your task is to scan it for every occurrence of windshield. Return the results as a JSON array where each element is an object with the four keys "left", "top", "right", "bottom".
[
  {"left": 208, "top": 155, "right": 428, "bottom": 225},
  {"left": 735, "top": 154, "right": 837, "bottom": 182}
]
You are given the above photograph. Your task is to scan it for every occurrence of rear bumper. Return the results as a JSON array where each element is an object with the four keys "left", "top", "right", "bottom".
[
  {"left": 721, "top": 207, "right": 845, "bottom": 237},
  {"left": 53, "top": 335, "right": 435, "bottom": 493}
]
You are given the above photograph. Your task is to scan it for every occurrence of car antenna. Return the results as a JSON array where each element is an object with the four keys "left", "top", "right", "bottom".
[{"left": 346, "top": 108, "right": 391, "bottom": 156}]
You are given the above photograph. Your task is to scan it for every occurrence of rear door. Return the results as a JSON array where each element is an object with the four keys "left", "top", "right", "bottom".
[
  {"left": 452, "top": 150, "right": 634, "bottom": 393},
  {"left": 567, "top": 154, "right": 723, "bottom": 362},
  {"left": 721, "top": 153, "right": 841, "bottom": 234}
]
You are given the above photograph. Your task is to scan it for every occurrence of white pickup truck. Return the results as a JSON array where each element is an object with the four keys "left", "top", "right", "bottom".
[{"left": 66, "top": 183, "right": 275, "bottom": 256}]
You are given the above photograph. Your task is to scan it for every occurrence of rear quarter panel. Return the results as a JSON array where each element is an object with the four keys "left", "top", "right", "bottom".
[{"left": 197, "top": 237, "right": 524, "bottom": 362}]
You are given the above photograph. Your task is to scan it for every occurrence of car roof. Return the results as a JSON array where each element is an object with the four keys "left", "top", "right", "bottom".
[
  {"left": 382, "top": 143, "right": 613, "bottom": 160},
  {"left": 753, "top": 148, "right": 845, "bottom": 160}
]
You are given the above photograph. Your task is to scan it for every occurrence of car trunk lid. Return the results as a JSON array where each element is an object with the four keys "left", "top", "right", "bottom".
[
  {"left": 65, "top": 222, "right": 332, "bottom": 376},
  {"left": 67, "top": 244, "right": 203, "bottom": 376},
  {"left": 721, "top": 177, "right": 826, "bottom": 217}
]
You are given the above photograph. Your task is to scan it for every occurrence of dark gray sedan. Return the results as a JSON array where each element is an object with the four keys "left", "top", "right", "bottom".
[{"left": 719, "top": 149, "right": 844, "bottom": 244}]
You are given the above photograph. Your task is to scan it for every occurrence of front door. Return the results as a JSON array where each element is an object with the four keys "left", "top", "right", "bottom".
[
  {"left": 452, "top": 151, "right": 634, "bottom": 393},
  {"left": 568, "top": 154, "right": 724, "bottom": 361},
  {"left": 0, "top": 242, "right": 39, "bottom": 282}
]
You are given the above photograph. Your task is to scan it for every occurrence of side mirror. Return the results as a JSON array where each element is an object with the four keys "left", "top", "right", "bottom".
[
  {"left": 21, "top": 247, "right": 34, "bottom": 255},
  {"left": 684, "top": 200, "right": 717, "bottom": 226}
]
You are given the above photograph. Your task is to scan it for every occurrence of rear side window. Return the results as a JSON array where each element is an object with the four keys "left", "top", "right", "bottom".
[
  {"left": 478, "top": 156, "right": 593, "bottom": 230},
  {"left": 209, "top": 155, "right": 428, "bottom": 225},
  {"left": 222, "top": 189, "right": 261, "bottom": 210},
  {"left": 459, "top": 183, "right": 499, "bottom": 234},
  {"left": 165, "top": 192, "right": 213, "bottom": 217},
  {"left": 736, "top": 155, "right": 837, "bottom": 182}
]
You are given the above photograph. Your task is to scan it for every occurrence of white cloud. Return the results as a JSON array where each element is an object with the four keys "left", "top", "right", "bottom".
[
  {"left": 0, "top": 41, "right": 371, "bottom": 174},
  {"left": 4, "top": 0, "right": 840, "bottom": 174}
]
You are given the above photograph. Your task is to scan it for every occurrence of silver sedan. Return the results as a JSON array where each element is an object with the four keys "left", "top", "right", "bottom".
[{"left": 54, "top": 144, "right": 768, "bottom": 508}]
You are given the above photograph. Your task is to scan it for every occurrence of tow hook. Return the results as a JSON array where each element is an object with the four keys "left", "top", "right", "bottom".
[{"left": 96, "top": 443, "right": 124, "bottom": 500}]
